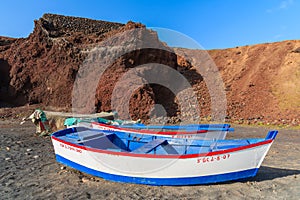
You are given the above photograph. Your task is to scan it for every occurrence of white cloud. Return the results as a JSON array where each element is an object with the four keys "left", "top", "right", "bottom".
[
  {"left": 279, "top": 0, "right": 294, "bottom": 9},
  {"left": 273, "top": 34, "right": 283, "bottom": 39},
  {"left": 266, "top": 0, "right": 294, "bottom": 13}
]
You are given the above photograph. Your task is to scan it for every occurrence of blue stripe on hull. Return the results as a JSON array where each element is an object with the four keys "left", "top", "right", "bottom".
[{"left": 56, "top": 154, "right": 258, "bottom": 186}]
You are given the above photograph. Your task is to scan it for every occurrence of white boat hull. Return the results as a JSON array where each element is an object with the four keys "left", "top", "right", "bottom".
[{"left": 51, "top": 135, "right": 274, "bottom": 185}]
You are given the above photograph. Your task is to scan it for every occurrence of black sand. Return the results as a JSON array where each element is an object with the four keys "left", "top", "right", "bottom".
[{"left": 1, "top": 121, "right": 299, "bottom": 199}]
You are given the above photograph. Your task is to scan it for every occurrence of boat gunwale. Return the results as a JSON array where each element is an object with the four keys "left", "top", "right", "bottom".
[
  {"left": 93, "top": 122, "right": 206, "bottom": 135},
  {"left": 51, "top": 135, "right": 274, "bottom": 159},
  {"left": 91, "top": 122, "right": 234, "bottom": 135}
]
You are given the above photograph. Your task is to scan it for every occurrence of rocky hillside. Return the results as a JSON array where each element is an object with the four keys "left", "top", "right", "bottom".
[
  {"left": 0, "top": 14, "right": 299, "bottom": 126},
  {"left": 0, "top": 13, "right": 125, "bottom": 107},
  {"left": 209, "top": 41, "right": 300, "bottom": 125}
]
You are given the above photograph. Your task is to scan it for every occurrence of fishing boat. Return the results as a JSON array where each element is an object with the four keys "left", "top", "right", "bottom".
[
  {"left": 64, "top": 117, "right": 234, "bottom": 140},
  {"left": 51, "top": 127, "right": 278, "bottom": 186},
  {"left": 91, "top": 121, "right": 234, "bottom": 140}
]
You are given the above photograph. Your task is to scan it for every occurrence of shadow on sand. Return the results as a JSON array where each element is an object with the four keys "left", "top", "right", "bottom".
[
  {"left": 212, "top": 166, "right": 300, "bottom": 186},
  {"left": 239, "top": 166, "right": 300, "bottom": 183}
]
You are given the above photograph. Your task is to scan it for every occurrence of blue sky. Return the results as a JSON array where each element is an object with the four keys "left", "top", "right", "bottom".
[{"left": 0, "top": 0, "right": 299, "bottom": 49}]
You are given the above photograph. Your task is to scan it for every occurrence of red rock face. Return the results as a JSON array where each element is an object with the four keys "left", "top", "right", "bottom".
[
  {"left": 0, "top": 14, "right": 299, "bottom": 125},
  {"left": 0, "top": 14, "right": 199, "bottom": 122}
]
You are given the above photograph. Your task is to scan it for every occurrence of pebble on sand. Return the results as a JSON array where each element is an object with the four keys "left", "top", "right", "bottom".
[{"left": 81, "top": 177, "right": 90, "bottom": 183}]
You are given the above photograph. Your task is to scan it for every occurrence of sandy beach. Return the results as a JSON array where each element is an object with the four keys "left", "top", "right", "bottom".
[{"left": 0, "top": 120, "right": 299, "bottom": 199}]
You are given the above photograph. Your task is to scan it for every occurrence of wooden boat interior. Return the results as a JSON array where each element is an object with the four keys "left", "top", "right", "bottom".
[{"left": 53, "top": 127, "right": 277, "bottom": 155}]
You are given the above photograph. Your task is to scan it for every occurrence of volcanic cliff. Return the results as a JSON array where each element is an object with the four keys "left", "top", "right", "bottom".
[{"left": 0, "top": 14, "right": 299, "bottom": 126}]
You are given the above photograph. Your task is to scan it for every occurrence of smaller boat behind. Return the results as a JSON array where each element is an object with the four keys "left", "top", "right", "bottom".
[
  {"left": 51, "top": 127, "right": 278, "bottom": 186},
  {"left": 64, "top": 117, "right": 234, "bottom": 140},
  {"left": 91, "top": 121, "right": 234, "bottom": 140}
]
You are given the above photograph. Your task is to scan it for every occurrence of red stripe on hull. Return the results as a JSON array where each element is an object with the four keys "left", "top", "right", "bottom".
[{"left": 51, "top": 136, "right": 273, "bottom": 159}]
